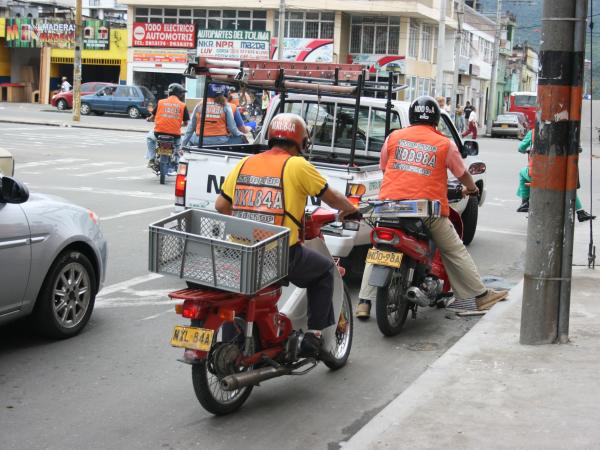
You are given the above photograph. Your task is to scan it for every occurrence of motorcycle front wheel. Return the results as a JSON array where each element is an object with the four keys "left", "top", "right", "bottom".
[
  {"left": 191, "top": 319, "right": 257, "bottom": 415},
  {"left": 375, "top": 260, "right": 412, "bottom": 337}
]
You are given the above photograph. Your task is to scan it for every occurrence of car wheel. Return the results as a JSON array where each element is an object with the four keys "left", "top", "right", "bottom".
[
  {"left": 461, "top": 195, "right": 479, "bottom": 246},
  {"left": 56, "top": 99, "right": 68, "bottom": 111},
  {"left": 33, "top": 250, "right": 97, "bottom": 339},
  {"left": 80, "top": 103, "right": 91, "bottom": 115},
  {"left": 128, "top": 106, "right": 141, "bottom": 119}
]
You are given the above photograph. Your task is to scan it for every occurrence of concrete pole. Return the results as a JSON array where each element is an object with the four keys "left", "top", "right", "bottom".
[
  {"left": 435, "top": 0, "right": 447, "bottom": 96},
  {"left": 520, "top": 0, "right": 588, "bottom": 345},
  {"left": 450, "top": 0, "right": 464, "bottom": 119},
  {"left": 277, "top": 0, "right": 285, "bottom": 60},
  {"left": 72, "top": 0, "right": 82, "bottom": 122},
  {"left": 484, "top": 0, "right": 502, "bottom": 136}
]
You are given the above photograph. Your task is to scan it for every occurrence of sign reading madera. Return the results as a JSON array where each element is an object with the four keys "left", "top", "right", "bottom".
[{"left": 197, "top": 29, "right": 270, "bottom": 60}]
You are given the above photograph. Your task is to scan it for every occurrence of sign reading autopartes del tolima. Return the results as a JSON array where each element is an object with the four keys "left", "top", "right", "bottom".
[{"left": 197, "top": 29, "right": 270, "bottom": 60}]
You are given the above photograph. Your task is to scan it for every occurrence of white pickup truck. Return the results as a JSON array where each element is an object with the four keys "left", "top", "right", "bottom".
[{"left": 176, "top": 93, "right": 486, "bottom": 277}]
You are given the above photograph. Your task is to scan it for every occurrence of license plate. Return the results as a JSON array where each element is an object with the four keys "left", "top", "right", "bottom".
[
  {"left": 366, "top": 248, "right": 403, "bottom": 268},
  {"left": 170, "top": 325, "right": 214, "bottom": 351},
  {"left": 501, "top": 124, "right": 508, "bottom": 128},
  {"left": 157, "top": 147, "right": 173, "bottom": 156}
]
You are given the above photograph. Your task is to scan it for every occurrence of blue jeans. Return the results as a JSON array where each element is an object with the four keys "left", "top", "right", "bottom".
[{"left": 146, "top": 130, "right": 181, "bottom": 160}]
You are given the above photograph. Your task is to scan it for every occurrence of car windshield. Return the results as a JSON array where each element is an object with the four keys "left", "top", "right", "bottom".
[
  {"left": 497, "top": 115, "right": 518, "bottom": 122},
  {"left": 513, "top": 95, "right": 537, "bottom": 107}
]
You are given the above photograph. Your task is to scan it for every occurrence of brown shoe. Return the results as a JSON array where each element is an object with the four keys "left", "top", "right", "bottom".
[
  {"left": 475, "top": 289, "right": 509, "bottom": 311},
  {"left": 356, "top": 301, "right": 371, "bottom": 320}
]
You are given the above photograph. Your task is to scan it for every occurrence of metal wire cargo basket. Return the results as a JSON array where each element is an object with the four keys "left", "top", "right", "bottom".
[{"left": 149, "top": 209, "right": 290, "bottom": 295}]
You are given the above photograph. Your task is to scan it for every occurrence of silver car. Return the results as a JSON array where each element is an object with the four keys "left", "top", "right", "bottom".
[{"left": 0, "top": 175, "right": 107, "bottom": 338}]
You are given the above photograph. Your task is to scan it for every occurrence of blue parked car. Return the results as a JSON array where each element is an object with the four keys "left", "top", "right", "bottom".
[{"left": 80, "top": 84, "right": 156, "bottom": 119}]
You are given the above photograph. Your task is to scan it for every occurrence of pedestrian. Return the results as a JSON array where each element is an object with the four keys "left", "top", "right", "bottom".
[
  {"left": 463, "top": 101, "right": 473, "bottom": 121},
  {"left": 436, "top": 96, "right": 446, "bottom": 109},
  {"left": 61, "top": 76, "right": 72, "bottom": 92},
  {"left": 455, "top": 105, "right": 465, "bottom": 132},
  {"left": 462, "top": 105, "right": 478, "bottom": 139},
  {"left": 444, "top": 98, "right": 452, "bottom": 114},
  {"left": 261, "top": 89, "right": 270, "bottom": 123}
]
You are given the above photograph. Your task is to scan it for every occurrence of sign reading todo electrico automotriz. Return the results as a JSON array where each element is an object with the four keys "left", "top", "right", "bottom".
[
  {"left": 132, "top": 23, "right": 195, "bottom": 48},
  {"left": 197, "top": 29, "right": 270, "bottom": 59}
]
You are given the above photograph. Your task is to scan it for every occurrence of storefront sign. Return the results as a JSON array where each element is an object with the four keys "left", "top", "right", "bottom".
[
  {"left": 270, "top": 38, "right": 333, "bottom": 62},
  {"left": 197, "top": 29, "right": 270, "bottom": 59},
  {"left": 133, "top": 49, "right": 190, "bottom": 64},
  {"left": 132, "top": 23, "right": 195, "bottom": 48},
  {"left": 4, "top": 18, "right": 109, "bottom": 49},
  {"left": 349, "top": 54, "right": 405, "bottom": 74}
]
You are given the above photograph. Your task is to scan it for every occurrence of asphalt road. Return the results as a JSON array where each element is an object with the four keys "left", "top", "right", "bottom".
[{"left": 2, "top": 118, "right": 592, "bottom": 449}]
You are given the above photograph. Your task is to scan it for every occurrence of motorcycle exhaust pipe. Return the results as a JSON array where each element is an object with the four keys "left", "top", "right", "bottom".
[
  {"left": 406, "top": 287, "right": 431, "bottom": 307},
  {"left": 221, "top": 366, "right": 291, "bottom": 391}
]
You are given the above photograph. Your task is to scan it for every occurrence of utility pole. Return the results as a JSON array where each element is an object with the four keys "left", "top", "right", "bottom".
[
  {"left": 484, "top": 0, "right": 502, "bottom": 136},
  {"left": 520, "top": 0, "right": 588, "bottom": 345},
  {"left": 277, "top": 0, "right": 286, "bottom": 60},
  {"left": 435, "top": 0, "right": 447, "bottom": 97},
  {"left": 451, "top": 0, "right": 464, "bottom": 119},
  {"left": 72, "top": 0, "right": 82, "bottom": 122}
]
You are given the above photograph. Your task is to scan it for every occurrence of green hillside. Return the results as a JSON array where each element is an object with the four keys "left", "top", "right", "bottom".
[{"left": 478, "top": 0, "right": 600, "bottom": 98}]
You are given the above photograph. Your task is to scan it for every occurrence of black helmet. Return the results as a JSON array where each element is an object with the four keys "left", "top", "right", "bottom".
[
  {"left": 168, "top": 83, "right": 187, "bottom": 97},
  {"left": 409, "top": 95, "right": 441, "bottom": 126}
]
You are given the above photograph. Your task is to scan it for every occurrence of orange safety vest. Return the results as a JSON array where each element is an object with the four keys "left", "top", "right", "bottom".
[
  {"left": 379, "top": 125, "right": 452, "bottom": 216},
  {"left": 196, "top": 98, "right": 228, "bottom": 137},
  {"left": 231, "top": 149, "right": 302, "bottom": 231},
  {"left": 154, "top": 96, "right": 185, "bottom": 136}
]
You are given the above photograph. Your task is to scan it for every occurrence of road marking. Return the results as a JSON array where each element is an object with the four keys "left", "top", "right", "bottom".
[
  {"left": 97, "top": 273, "right": 163, "bottom": 298},
  {"left": 140, "top": 308, "right": 173, "bottom": 321},
  {"left": 74, "top": 167, "right": 130, "bottom": 177},
  {"left": 28, "top": 185, "right": 173, "bottom": 200},
  {"left": 101, "top": 204, "right": 173, "bottom": 221},
  {"left": 16, "top": 158, "right": 88, "bottom": 168},
  {"left": 478, "top": 226, "right": 527, "bottom": 237}
]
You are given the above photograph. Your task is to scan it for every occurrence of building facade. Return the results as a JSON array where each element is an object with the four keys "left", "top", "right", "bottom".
[{"left": 121, "top": 0, "right": 460, "bottom": 101}]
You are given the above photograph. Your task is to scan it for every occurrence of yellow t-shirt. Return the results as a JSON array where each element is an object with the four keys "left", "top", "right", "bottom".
[{"left": 221, "top": 149, "right": 328, "bottom": 245}]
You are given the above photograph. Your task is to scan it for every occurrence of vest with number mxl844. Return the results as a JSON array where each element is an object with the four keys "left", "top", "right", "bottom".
[
  {"left": 232, "top": 150, "right": 302, "bottom": 232},
  {"left": 196, "top": 98, "right": 228, "bottom": 137},
  {"left": 154, "top": 96, "right": 185, "bottom": 136},
  {"left": 379, "top": 124, "right": 452, "bottom": 216}
]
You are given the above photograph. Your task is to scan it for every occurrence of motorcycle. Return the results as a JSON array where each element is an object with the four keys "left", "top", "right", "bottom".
[
  {"left": 364, "top": 184, "right": 466, "bottom": 336},
  {"left": 159, "top": 207, "right": 356, "bottom": 415},
  {"left": 149, "top": 134, "right": 178, "bottom": 185}
]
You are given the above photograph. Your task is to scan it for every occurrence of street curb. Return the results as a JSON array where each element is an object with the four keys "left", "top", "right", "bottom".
[
  {"left": 341, "top": 280, "right": 524, "bottom": 449},
  {"left": 0, "top": 118, "right": 148, "bottom": 134}
]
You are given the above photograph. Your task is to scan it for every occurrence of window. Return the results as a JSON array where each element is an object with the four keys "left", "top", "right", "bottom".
[
  {"left": 368, "top": 109, "right": 401, "bottom": 152},
  {"left": 460, "top": 32, "right": 472, "bottom": 58},
  {"left": 349, "top": 16, "right": 401, "bottom": 55},
  {"left": 408, "top": 19, "right": 419, "bottom": 58},
  {"left": 274, "top": 11, "right": 334, "bottom": 39},
  {"left": 115, "top": 86, "right": 134, "bottom": 97},
  {"left": 421, "top": 24, "right": 433, "bottom": 61},
  {"left": 135, "top": 8, "right": 266, "bottom": 30}
]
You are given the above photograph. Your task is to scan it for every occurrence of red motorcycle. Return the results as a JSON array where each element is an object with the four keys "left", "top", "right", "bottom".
[
  {"left": 365, "top": 184, "right": 465, "bottom": 336},
  {"left": 153, "top": 208, "right": 354, "bottom": 415}
]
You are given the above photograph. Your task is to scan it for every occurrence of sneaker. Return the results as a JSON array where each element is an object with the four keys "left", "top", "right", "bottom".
[
  {"left": 298, "top": 330, "right": 322, "bottom": 359},
  {"left": 516, "top": 200, "right": 529, "bottom": 213},
  {"left": 577, "top": 210, "right": 596, "bottom": 222},
  {"left": 356, "top": 300, "right": 371, "bottom": 320},
  {"left": 475, "top": 289, "right": 509, "bottom": 311},
  {"left": 146, "top": 160, "right": 154, "bottom": 168},
  {"left": 167, "top": 170, "right": 177, "bottom": 177}
]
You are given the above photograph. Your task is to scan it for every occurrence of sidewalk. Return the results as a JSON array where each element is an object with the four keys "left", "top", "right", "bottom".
[{"left": 0, "top": 102, "right": 149, "bottom": 133}]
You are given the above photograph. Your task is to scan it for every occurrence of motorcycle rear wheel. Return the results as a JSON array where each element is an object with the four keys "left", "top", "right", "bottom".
[
  {"left": 375, "top": 260, "right": 411, "bottom": 337},
  {"left": 191, "top": 319, "right": 256, "bottom": 415},
  {"left": 322, "top": 287, "right": 353, "bottom": 370}
]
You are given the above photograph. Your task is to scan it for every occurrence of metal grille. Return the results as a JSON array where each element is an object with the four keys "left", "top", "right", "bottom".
[{"left": 149, "top": 209, "right": 289, "bottom": 295}]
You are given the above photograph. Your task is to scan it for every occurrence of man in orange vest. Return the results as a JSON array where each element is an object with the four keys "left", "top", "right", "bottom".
[
  {"left": 215, "top": 113, "right": 359, "bottom": 359},
  {"left": 182, "top": 83, "right": 244, "bottom": 147},
  {"left": 145, "top": 83, "right": 189, "bottom": 171},
  {"left": 356, "top": 96, "right": 507, "bottom": 319}
]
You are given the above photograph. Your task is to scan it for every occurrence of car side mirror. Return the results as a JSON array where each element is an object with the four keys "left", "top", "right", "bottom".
[
  {"left": 462, "top": 140, "right": 479, "bottom": 157},
  {"left": 0, "top": 177, "right": 29, "bottom": 204}
]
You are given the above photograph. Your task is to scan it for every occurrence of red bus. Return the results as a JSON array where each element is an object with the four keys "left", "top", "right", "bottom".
[{"left": 509, "top": 91, "right": 537, "bottom": 129}]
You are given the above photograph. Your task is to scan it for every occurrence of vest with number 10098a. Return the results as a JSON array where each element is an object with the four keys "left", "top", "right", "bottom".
[{"left": 379, "top": 125, "right": 451, "bottom": 216}]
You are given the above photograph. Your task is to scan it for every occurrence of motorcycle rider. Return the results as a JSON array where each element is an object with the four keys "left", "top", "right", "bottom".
[
  {"left": 145, "top": 83, "right": 190, "bottom": 174},
  {"left": 182, "top": 83, "right": 245, "bottom": 147},
  {"left": 215, "top": 113, "right": 359, "bottom": 358},
  {"left": 356, "top": 96, "right": 508, "bottom": 319}
]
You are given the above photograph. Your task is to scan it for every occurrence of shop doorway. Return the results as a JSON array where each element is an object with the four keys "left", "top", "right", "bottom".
[
  {"left": 55, "top": 63, "right": 120, "bottom": 89},
  {"left": 133, "top": 71, "right": 186, "bottom": 101}
]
